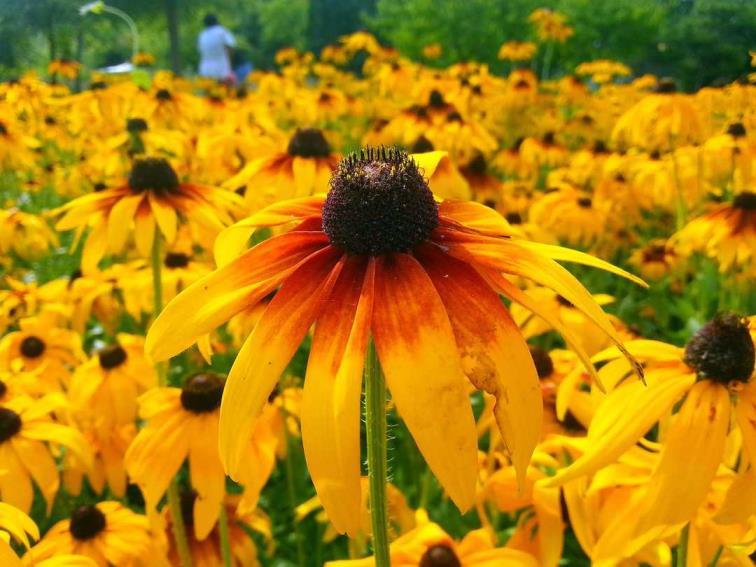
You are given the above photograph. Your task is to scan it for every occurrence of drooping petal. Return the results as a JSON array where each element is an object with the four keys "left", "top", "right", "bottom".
[
  {"left": 214, "top": 197, "right": 325, "bottom": 266},
  {"left": 371, "top": 253, "right": 477, "bottom": 511},
  {"left": 133, "top": 203, "right": 156, "bottom": 259},
  {"left": 187, "top": 416, "right": 225, "bottom": 541},
  {"left": 292, "top": 156, "right": 317, "bottom": 197},
  {"left": 81, "top": 221, "right": 108, "bottom": 274},
  {"left": 10, "top": 438, "right": 58, "bottom": 513},
  {"left": 220, "top": 247, "right": 344, "bottom": 479},
  {"left": 417, "top": 245, "right": 540, "bottom": 487},
  {"left": 441, "top": 229, "right": 644, "bottom": 382},
  {"left": 735, "top": 380, "right": 756, "bottom": 468},
  {"left": 545, "top": 371, "right": 695, "bottom": 487},
  {"left": 302, "top": 256, "right": 373, "bottom": 536},
  {"left": 637, "top": 381, "right": 730, "bottom": 531},
  {"left": 147, "top": 193, "right": 178, "bottom": 245},
  {"left": 485, "top": 269, "right": 603, "bottom": 389},
  {"left": 146, "top": 231, "right": 329, "bottom": 361},
  {"left": 106, "top": 194, "right": 143, "bottom": 254}
]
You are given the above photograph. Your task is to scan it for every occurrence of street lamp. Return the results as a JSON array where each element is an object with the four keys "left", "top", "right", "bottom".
[{"left": 79, "top": 2, "right": 140, "bottom": 64}]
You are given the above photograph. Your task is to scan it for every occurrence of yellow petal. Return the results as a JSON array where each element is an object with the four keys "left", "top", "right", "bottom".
[
  {"left": 220, "top": 247, "right": 344, "bottom": 478},
  {"left": 637, "top": 381, "right": 730, "bottom": 531},
  {"left": 148, "top": 193, "right": 178, "bottom": 245},
  {"left": 106, "top": 194, "right": 143, "bottom": 254},
  {"left": 372, "top": 253, "right": 477, "bottom": 511},
  {"left": 410, "top": 151, "right": 447, "bottom": 178},
  {"left": 302, "top": 257, "right": 372, "bottom": 536},
  {"left": 546, "top": 372, "right": 694, "bottom": 486},
  {"left": 214, "top": 197, "right": 325, "bottom": 266}
]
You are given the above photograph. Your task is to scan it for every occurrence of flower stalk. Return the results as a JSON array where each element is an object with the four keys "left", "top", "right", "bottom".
[
  {"left": 151, "top": 233, "right": 192, "bottom": 567},
  {"left": 365, "top": 340, "right": 391, "bottom": 566}
]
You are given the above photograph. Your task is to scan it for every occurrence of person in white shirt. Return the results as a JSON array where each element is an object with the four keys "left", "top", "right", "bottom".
[{"left": 197, "top": 14, "right": 236, "bottom": 82}]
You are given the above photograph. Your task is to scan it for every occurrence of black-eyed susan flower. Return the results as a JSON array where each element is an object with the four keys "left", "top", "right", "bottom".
[
  {"left": 498, "top": 41, "right": 537, "bottom": 62},
  {"left": 546, "top": 314, "right": 755, "bottom": 535},
  {"left": 54, "top": 157, "right": 241, "bottom": 273},
  {"left": 670, "top": 191, "right": 756, "bottom": 276},
  {"left": 0, "top": 394, "right": 92, "bottom": 513},
  {"left": 125, "top": 373, "right": 277, "bottom": 540},
  {"left": 147, "top": 148, "right": 643, "bottom": 536},
  {"left": 0, "top": 209, "right": 58, "bottom": 261},
  {"left": 25, "top": 502, "right": 152, "bottom": 566},
  {"left": 69, "top": 335, "right": 156, "bottom": 429},
  {"left": 0, "top": 311, "right": 84, "bottom": 389},
  {"left": 224, "top": 128, "right": 340, "bottom": 212}
]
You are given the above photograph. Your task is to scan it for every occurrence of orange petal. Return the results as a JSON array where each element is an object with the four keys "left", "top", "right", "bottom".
[
  {"left": 417, "top": 245, "right": 541, "bottom": 488},
  {"left": 146, "top": 231, "right": 329, "bottom": 361},
  {"left": 372, "top": 253, "right": 477, "bottom": 512},
  {"left": 302, "top": 256, "right": 373, "bottom": 536},
  {"left": 220, "top": 246, "right": 344, "bottom": 479}
]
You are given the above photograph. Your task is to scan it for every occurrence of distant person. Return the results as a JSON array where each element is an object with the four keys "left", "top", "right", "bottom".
[{"left": 197, "top": 13, "right": 236, "bottom": 82}]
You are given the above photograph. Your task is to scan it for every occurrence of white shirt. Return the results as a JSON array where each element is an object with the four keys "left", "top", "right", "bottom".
[{"left": 197, "top": 25, "right": 236, "bottom": 79}]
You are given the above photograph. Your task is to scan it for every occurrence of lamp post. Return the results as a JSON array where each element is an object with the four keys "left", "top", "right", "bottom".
[{"left": 79, "top": 2, "right": 140, "bottom": 63}]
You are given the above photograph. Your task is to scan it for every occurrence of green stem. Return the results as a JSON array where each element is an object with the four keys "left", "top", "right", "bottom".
[
  {"left": 676, "top": 523, "right": 690, "bottom": 567},
  {"left": 150, "top": 233, "right": 167, "bottom": 386},
  {"left": 365, "top": 341, "right": 391, "bottom": 566},
  {"left": 282, "top": 397, "right": 306, "bottom": 567},
  {"left": 706, "top": 546, "right": 723, "bottom": 567},
  {"left": 219, "top": 504, "right": 232, "bottom": 567},
  {"left": 166, "top": 473, "right": 193, "bottom": 566},
  {"left": 151, "top": 234, "right": 192, "bottom": 567}
]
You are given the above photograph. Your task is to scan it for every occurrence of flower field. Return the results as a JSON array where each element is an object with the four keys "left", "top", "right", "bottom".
[{"left": 0, "top": 26, "right": 755, "bottom": 567}]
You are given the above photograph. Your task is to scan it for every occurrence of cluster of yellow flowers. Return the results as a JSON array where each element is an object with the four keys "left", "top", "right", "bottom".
[{"left": 0, "top": 26, "right": 754, "bottom": 567}]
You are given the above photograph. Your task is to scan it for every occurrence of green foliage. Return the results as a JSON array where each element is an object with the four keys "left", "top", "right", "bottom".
[{"left": 0, "top": 0, "right": 754, "bottom": 88}]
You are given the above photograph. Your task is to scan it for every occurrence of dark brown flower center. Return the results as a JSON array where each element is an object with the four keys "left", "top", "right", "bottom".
[
  {"left": 180, "top": 373, "right": 225, "bottom": 413},
  {"left": 654, "top": 78, "right": 677, "bottom": 93},
  {"left": 505, "top": 212, "right": 523, "bottom": 225},
  {"left": 559, "top": 410, "right": 586, "bottom": 433},
  {"left": 0, "top": 122, "right": 7, "bottom": 136},
  {"left": 577, "top": 196, "right": 592, "bottom": 208},
  {"left": 0, "top": 408, "right": 21, "bottom": 443},
  {"left": 98, "top": 345, "right": 128, "bottom": 370},
  {"left": 69, "top": 505, "right": 107, "bottom": 541},
  {"left": 126, "top": 118, "right": 148, "bottom": 134},
  {"left": 156, "top": 88, "right": 173, "bottom": 101},
  {"left": 643, "top": 244, "right": 668, "bottom": 263},
  {"left": 726, "top": 122, "right": 746, "bottom": 138},
  {"left": 287, "top": 128, "right": 331, "bottom": 158},
  {"left": 20, "top": 336, "right": 45, "bottom": 358},
  {"left": 529, "top": 345, "right": 555, "bottom": 379},
  {"left": 164, "top": 252, "right": 190, "bottom": 268},
  {"left": 410, "top": 136, "right": 435, "bottom": 154},
  {"left": 322, "top": 148, "right": 438, "bottom": 256},
  {"left": 733, "top": 192, "right": 756, "bottom": 211},
  {"left": 428, "top": 90, "right": 446, "bottom": 108},
  {"left": 684, "top": 313, "right": 754, "bottom": 383},
  {"left": 419, "top": 544, "right": 461, "bottom": 567},
  {"left": 128, "top": 158, "right": 180, "bottom": 195},
  {"left": 465, "top": 154, "right": 487, "bottom": 175}
]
